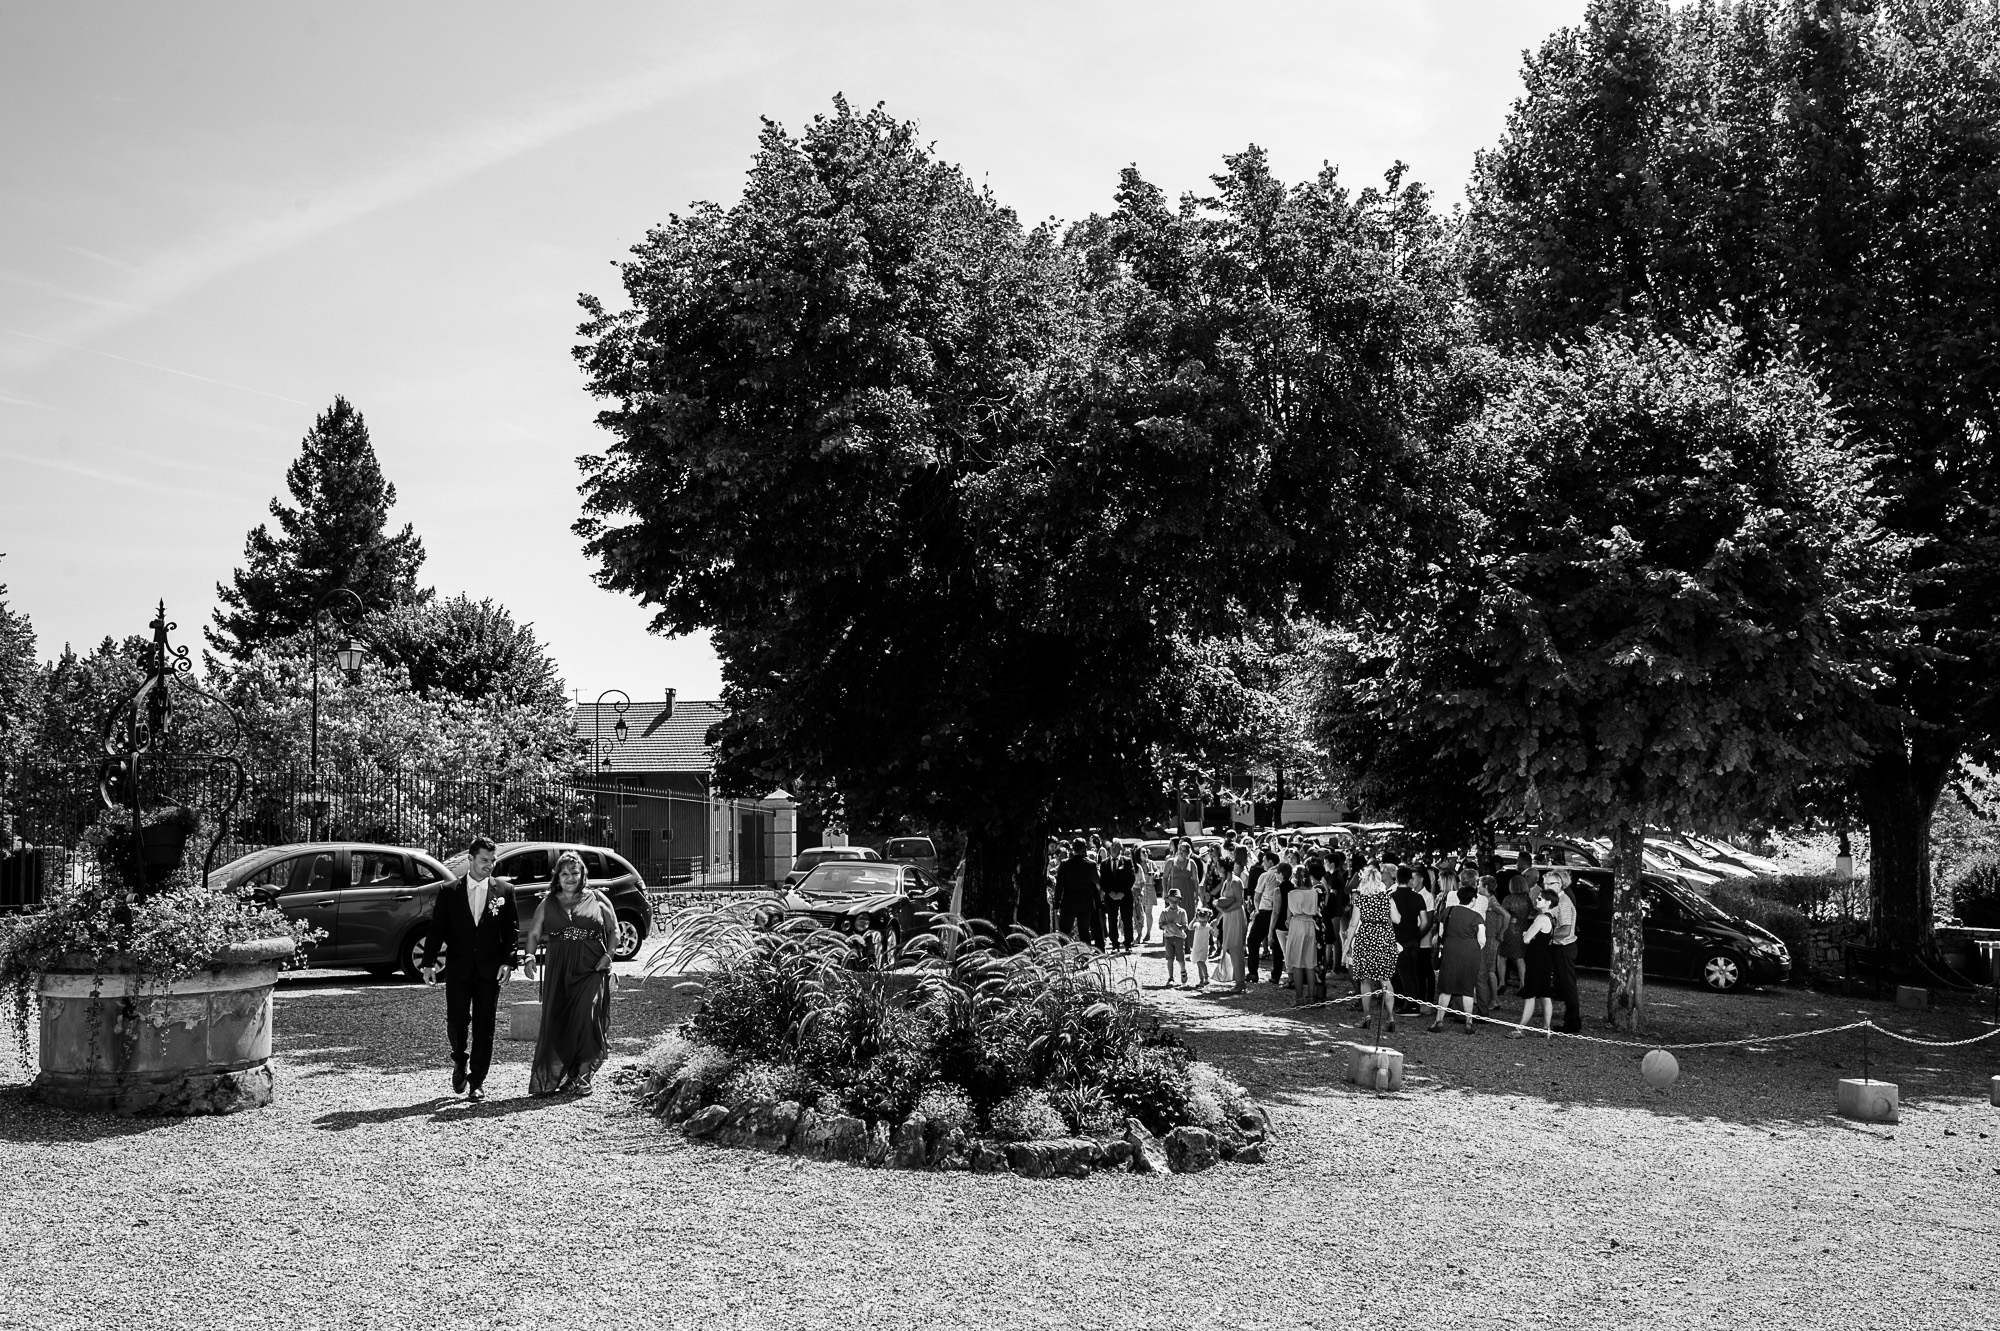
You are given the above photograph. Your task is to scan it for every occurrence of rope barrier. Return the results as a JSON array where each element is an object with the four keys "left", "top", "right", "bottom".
[{"left": 1194, "top": 979, "right": 2000, "bottom": 1052}]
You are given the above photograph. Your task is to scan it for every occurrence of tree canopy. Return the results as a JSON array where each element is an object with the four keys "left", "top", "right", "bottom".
[
  {"left": 362, "top": 594, "right": 566, "bottom": 712},
  {"left": 1343, "top": 322, "right": 1900, "bottom": 1027},
  {"left": 208, "top": 396, "right": 428, "bottom": 661},
  {"left": 1464, "top": 0, "right": 2000, "bottom": 957},
  {"left": 0, "top": 563, "right": 38, "bottom": 845}
]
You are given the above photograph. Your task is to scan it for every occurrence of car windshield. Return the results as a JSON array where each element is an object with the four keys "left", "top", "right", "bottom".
[
  {"left": 1650, "top": 882, "right": 1731, "bottom": 922},
  {"left": 885, "top": 838, "right": 934, "bottom": 858},
  {"left": 800, "top": 863, "right": 904, "bottom": 895}
]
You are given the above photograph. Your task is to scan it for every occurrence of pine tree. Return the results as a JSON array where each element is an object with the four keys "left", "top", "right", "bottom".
[{"left": 207, "top": 397, "right": 427, "bottom": 660}]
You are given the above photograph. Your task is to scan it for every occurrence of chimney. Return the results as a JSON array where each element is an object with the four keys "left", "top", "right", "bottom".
[{"left": 663, "top": 688, "right": 676, "bottom": 720}]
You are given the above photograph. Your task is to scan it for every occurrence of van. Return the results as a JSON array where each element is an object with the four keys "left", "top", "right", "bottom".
[{"left": 1537, "top": 866, "right": 1791, "bottom": 993}]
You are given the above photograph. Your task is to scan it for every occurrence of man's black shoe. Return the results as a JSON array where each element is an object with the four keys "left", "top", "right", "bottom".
[
  {"left": 452, "top": 1065, "right": 468, "bottom": 1094},
  {"left": 467, "top": 1086, "right": 486, "bottom": 1103}
]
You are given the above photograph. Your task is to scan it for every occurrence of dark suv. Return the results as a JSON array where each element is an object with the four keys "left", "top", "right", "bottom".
[
  {"left": 1544, "top": 866, "right": 1791, "bottom": 992},
  {"left": 444, "top": 842, "right": 653, "bottom": 962},
  {"left": 211, "top": 842, "right": 458, "bottom": 980}
]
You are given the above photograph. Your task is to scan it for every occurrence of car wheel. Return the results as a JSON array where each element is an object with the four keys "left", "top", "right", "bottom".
[
  {"left": 402, "top": 930, "right": 441, "bottom": 982},
  {"left": 614, "top": 913, "right": 644, "bottom": 961},
  {"left": 1700, "top": 952, "right": 1744, "bottom": 993}
]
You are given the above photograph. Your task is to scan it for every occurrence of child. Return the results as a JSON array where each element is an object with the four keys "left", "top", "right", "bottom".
[
  {"left": 1158, "top": 892, "right": 1191, "bottom": 988},
  {"left": 1190, "top": 905, "right": 1214, "bottom": 989}
]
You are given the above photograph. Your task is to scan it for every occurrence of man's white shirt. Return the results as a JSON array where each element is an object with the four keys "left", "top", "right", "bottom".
[{"left": 467, "top": 875, "right": 490, "bottom": 923}]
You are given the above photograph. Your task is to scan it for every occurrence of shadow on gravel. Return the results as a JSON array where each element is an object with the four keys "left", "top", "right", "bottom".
[
  {"left": 1167, "top": 976, "right": 2000, "bottom": 1130},
  {"left": 312, "top": 1091, "right": 571, "bottom": 1130},
  {"left": 0, "top": 1083, "right": 182, "bottom": 1142}
]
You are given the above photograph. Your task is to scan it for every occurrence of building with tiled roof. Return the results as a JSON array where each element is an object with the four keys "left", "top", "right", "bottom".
[{"left": 570, "top": 696, "right": 795, "bottom": 888}]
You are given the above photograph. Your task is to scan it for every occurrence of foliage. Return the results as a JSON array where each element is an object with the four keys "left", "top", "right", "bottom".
[
  {"left": 913, "top": 1083, "right": 976, "bottom": 1137},
  {"left": 649, "top": 902, "right": 1233, "bottom": 1141},
  {"left": 1077, "top": 1044, "right": 1195, "bottom": 1139},
  {"left": 1943, "top": 854, "right": 2000, "bottom": 928},
  {"left": 362, "top": 594, "right": 567, "bottom": 711},
  {"left": 1463, "top": 0, "right": 2000, "bottom": 959},
  {"left": 208, "top": 396, "right": 428, "bottom": 662},
  {"left": 0, "top": 562, "right": 37, "bottom": 845},
  {"left": 1708, "top": 886, "right": 1814, "bottom": 977},
  {"left": 721, "top": 1059, "right": 825, "bottom": 1111},
  {"left": 987, "top": 1089, "right": 1066, "bottom": 1143},
  {"left": 1338, "top": 321, "right": 1899, "bottom": 1028},
  {"left": 572, "top": 101, "right": 1469, "bottom": 925},
  {"left": 0, "top": 808, "right": 315, "bottom": 1063}
]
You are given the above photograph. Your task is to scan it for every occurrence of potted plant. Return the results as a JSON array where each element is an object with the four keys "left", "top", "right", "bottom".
[
  {"left": 0, "top": 809, "right": 316, "bottom": 1116},
  {"left": 102, "top": 804, "right": 201, "bottom": 894}
]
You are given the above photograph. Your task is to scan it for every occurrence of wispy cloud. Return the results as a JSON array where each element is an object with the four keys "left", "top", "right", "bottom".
[
  {"left": 11, "top": 51, "right": 752, "bottom": 379},
  {"left": 0, "top": 328, "right": 309, "bottom": 405},
  {"left": 0, "top": 447, "right": 211, "bottom": 499}
]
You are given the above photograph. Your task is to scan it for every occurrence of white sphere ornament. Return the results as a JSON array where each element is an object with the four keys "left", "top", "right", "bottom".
[{"left": 1641, "top": 1049, "right": 1680, "bottom": 1089}]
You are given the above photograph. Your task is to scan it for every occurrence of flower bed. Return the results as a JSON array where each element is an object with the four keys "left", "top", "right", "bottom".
[{"left": 633, "top": 903, "right": 1271, "bottom": 1176}]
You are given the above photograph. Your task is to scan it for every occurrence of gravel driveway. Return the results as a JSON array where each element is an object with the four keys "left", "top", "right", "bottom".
[{"left": 2, "top": 948, "right": 1994, "bottom": 1331}]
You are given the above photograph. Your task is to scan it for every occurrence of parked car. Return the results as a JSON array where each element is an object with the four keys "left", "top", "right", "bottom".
[
  {"left": 1679, "top": 833, "right": 1783, "bottom": 876},
  {"left": 882, "top": 835, "right": 940, "bottom": 876},
  {"left": 1534, "top": 864, "right": 1790, "bottom": 992},
  {"left": 211, "top": 842, "right": 457, "bottom": 980},
  {"left": 1646, "top": 837, "right": 1756, "bottom": 882},
  {"left": 783, "top": 844, "right": 883, "bottom": 889},
  {"left": 771, "top": 859, "right": 946, "bottom": 967},
  {"left": 443, "top": 842, "right": 653, "bottom": 963}
]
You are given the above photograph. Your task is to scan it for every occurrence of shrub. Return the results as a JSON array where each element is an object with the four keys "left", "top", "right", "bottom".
[
  {"left": 721, "top": 1059, "right": 824, "bottom": 1110},
  {"left": 914, "top": 1084, "right": 976, "bottom": 1137},
  {"left": 639, "top": 1030, "right": 695, "bottom": 1094},
  {"left": 988, "top": 1089, "right": 1066, "bottom": 1142},
  {"left": 676, "top": 1043, "right": 737, "bottom": 1108},
  {"left": 1710, "top": 886, "right": 1813, "bottom": 978},
  {"left": 1946, "top": 854, "right": 2000, "bottom": 927},
  {"left": 1097, "top": 1045, "right": 1197, "bottom": 1137},
  {"left": 1048, "top": 1084, "right": 1121, "bottom": 1137},
  {"left": 1189, "top": 1062, "right": 1252, "bottom": 1126}
]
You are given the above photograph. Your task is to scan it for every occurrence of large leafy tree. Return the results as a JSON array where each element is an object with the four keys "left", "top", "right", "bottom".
[
  {"left": 1465, "top": 0, "right": 2000, "bottom": 961},
  {"left": 362, "top": 594, "right": 566, "bottom": 711},
  {"left": 1354, "top": 324, "right": 1899, "bottom": 1030},
  {"left": 575, "top": 101, "right": 1252, "bottom": 928},
  {"left": 208, "top": 396, "right": 428, "bottom": 661},
  {"left": 573, "top": 103, "right": 1473, "bottom": 930}
]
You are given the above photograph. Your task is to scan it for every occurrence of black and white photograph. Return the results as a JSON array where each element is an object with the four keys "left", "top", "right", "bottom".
[{"left": 2, "top": 2, "right": 1998, "bottom": 1328}]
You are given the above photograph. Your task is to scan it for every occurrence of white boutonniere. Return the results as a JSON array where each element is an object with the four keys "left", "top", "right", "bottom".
[{"left": 487, "top": 891, "right": 507, "bottom": 919}]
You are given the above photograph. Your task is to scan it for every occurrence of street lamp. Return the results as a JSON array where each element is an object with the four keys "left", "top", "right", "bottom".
[
  {"left": 593, "top": 689, "right": 631, "bottom": 772},
  {"left": 306, "top": 587, "right": 370, "bottom": 841}
]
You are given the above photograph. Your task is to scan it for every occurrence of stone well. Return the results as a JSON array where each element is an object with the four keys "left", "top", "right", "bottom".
[{"left": 34, "top": 937, "right": 294, "bottom": 1116}]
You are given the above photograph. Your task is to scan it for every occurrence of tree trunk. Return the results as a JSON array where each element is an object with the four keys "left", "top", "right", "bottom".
[
  {"left": 1476, "top": 822, "right": 1497, "bottom": 878},
  {"left": 1853, "top": 742, "right": 1954, "bottom": 965},
  {"left": 1274, "top": 761, "right": 1285, "bottom": 829},
  {"left": 960, "top": 823, "right": 1047, "bottom": 937},
  {"left": 1606, "top": 820, "right": 1646, "bottom": 1033}
]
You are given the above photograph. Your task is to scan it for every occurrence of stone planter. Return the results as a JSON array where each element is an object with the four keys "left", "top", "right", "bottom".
[{"left": 34, "top": 936, "right": 295, "bottom": 1116}]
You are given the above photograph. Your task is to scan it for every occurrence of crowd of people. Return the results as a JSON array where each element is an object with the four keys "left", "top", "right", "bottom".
[{"left": 1045, "top": 833, "right": 1586, "bottom": 1037}]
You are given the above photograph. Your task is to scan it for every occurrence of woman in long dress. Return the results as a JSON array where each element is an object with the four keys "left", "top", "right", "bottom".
[
  {"left": 1429, "top": 886, "right": 1487, "bottom": 1034},
  {"left": 524, "top": 851, "right": 617, "bottom": 1095},
  {"left": 1344, "top": 867, "right": 1402, "bottom": 1031},
  {"left": 1282, "top": 863, "right": 1321, "bottom": 1006},
  {"left": 1217, "top": 846, "right": 1248, "bottom": 991}
]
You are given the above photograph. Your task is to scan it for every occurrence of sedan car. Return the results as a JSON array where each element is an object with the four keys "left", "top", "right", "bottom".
[
  {"left": 783, "top": 844, "right": 883, "bottom": 889},
  {"left": 211, "top": 842, "right": 457, "bottom": 980},
  {"left": 1647, "top": 837, "right": 1756, "bottom": 882},
  {"left": 774, "top": 859, "right": 946, "bottom": 967},
  {"left": 443, "top": 842, "right": 655, "bottom": 963}
]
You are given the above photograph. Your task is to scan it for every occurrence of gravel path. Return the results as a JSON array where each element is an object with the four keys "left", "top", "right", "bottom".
[{"left": 2, "top": 947, "right": 1995, "bottom": 1331}]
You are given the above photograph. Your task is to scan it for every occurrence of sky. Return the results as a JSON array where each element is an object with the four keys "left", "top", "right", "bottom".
[{"left": 1, "top": 0, "right": 1584, "bottom": 705}]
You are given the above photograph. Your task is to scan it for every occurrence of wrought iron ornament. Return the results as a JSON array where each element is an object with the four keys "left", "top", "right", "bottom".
[{"left": 97, "top": 601, "right": 247, "bottom": 888}]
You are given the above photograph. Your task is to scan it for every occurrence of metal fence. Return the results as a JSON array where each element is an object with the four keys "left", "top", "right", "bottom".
[{"left": 8, "top": 761, "right": 793, "bottom": 902}]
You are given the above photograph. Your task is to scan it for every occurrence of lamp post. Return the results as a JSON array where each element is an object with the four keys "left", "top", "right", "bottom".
[
  {"left": 592, "top": 689, "right": 631, "bottom": 773},
  {"left": 592, "top": 690, "right": 631, "bottom": 858},
  {"left": 306, "top": 587, "right": 370, "bottom": 841}
]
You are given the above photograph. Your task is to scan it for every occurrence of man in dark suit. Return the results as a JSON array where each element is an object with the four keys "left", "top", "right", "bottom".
[{"left": 419, "top": 834, "right": 519, "bottom": 1101}]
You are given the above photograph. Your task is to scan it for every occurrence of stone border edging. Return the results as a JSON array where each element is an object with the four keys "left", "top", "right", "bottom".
[{"left": 630, "top": 1068, "right": 1274, "bottom": 1177}]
